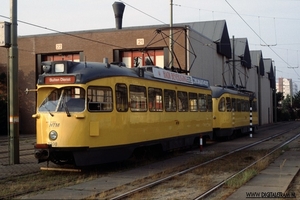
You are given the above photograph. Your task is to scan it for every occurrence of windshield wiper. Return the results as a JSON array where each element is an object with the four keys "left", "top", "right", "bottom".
[
  {"left": 63, "top": 100, "right": 71, "bottom": 117},
  {"left": 61, "top": 94, "right": 71, "bottom": 117}
]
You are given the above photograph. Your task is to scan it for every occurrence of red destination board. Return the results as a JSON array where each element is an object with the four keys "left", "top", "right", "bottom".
[{"left": 45, "top": 76, "right": 76, "bottom": 84}]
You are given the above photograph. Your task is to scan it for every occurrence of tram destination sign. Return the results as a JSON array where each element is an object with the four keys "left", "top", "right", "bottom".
[
  {"left": 152, "top": 67, "right": 209, "bottom": 87},
  {"left": 45, "top": 76, "right": 76, "bottom": 84}
]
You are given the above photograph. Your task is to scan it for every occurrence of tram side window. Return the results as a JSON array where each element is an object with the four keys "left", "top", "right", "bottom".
[
  {"left": 245, "top": 100, "right": 249, "bottom": 112},
  {"left": 241, "top": 99, "right": 245, "bottom": 112},
  {"left": 207, "top": 94, "right": 212, "bottom": 112},
  {"left": 242, "top": 99, "right": 249, "bottom": 112},
  {"left": 198, "top": 94, "right": 207, "bottom": 112},
  {"left": 218, "top": 97, "right": 226, "bottom": 112},
  {"left": 164, "top": 89, "right": 176, "bottom": 112},
  {"left": 130, "top": 85, "right": 147, "bottom": 112},
  {"left": 177, "top": 91, "right": 188, "bottom": 112},
  {"left": 115, "top": 84, "right": 128, "bottom": 112},
  {"left": 189, "top": 92, "right": 198, "bottom": 112},
  {"left": 245, "top": 100, "right": 248, "bottom": 111},
  {"left": 148, "top": 87, "right": 163, "bottom": 112},
  {"left": 252, "top": 101, "right": 257, "bottom": 111},
  {"left": 232, "top": 98, "right": 236, "bottom": 112},
  {"left": 87, "top": 86, "right": 113, "bottom": 112},
  {"left": 237, "top": 99, "right": 241, "bottom": 112},
  {"left": 226, "top": 97, "right": 231, "bottom": 112}
]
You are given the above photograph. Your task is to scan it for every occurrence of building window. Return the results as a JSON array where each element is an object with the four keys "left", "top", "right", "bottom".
[{"left": 121, "top": 50, "right": 164, "bottom": 68}]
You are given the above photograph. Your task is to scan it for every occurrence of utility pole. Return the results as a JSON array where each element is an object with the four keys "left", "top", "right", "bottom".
[
  {"left": 274, "top": 65, "right": 277, "bottom": 123},
  {"left": 9, "top": 0, "right": 19, "bottom": 164},
  {"left": 232, "top": 35, "right": 236, "bottom": 86},
  {"left": 169, "top": 0, "right": 173, "bottom": 68}
]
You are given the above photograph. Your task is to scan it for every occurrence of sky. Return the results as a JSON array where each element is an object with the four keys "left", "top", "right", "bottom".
[{"left": 1, "top": 0, "right": 300, "bottom": 89}]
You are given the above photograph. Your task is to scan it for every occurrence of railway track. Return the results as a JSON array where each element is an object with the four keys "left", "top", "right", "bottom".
[
  {"left": 92, "top": 123, "right": 300, "bottom": 199},
  {"left": 197, "top": 133, "right": 300, "bottom": 200},
  {"left": 0, "top": 135, "right": 35, "bottom": 164},
  {"left": 1, "top": 122, "right": 299, "bottom": 199}
]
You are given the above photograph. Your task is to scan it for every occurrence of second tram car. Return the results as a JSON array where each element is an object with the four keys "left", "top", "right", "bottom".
[
  {"left": 211, "top": 86, "right": 258, "bottom": 139},
  {"left": 33, "top": 60, "right": 214, "bottom": 166}
]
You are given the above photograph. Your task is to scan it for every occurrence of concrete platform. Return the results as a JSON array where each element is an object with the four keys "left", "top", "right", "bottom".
[{"left": 227, "top": 150, "right": 299, "bottom": 199}]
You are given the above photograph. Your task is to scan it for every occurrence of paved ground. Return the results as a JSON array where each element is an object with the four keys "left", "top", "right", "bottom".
[{"left": 227, "top": 150, "right": 299, "bottom": 199}]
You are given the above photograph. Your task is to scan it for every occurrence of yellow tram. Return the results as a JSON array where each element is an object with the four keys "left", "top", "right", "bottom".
[
  {"left": 33, "top": 60, "right": 213, "bottom": 166},
  {"left": 211, "top": 86, "right": 258, "bottom": 139}
]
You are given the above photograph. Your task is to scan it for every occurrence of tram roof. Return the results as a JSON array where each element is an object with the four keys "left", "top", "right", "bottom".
[
  {"left": 38, "top": 61, "right": 210, "bottom": 89},
  {"left": 210, "top": 85, "right": 255, "bottom": 98}
]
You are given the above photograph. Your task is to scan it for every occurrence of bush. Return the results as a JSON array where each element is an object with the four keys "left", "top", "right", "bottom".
[{"left": 277, "top": 109, "right": 291, "bottom": 121}]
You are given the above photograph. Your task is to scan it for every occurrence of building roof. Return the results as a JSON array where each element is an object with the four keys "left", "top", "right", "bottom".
[
  {"left": 185, "top": 20, "right": 232, "bottom": 59},
  {"left": 250, "top": 50, "right": 265, "bottom": 76},
  {"left": 263, "top": 58, "right": 276, "bottom": 89},
  {"left": 230, "top": 38, "right": 251, "bottom": 68}
]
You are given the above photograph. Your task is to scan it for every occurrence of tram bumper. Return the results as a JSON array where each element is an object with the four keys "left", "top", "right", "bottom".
[{"left": 34, "top": 144, "right": 50, "bottom": 163}]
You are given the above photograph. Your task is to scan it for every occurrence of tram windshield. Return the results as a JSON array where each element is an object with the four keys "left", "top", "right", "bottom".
[{"left": 39, "top": 87, "right": 85, "bottom": 114}]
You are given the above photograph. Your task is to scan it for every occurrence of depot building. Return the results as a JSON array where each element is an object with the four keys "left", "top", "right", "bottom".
[{"left": 0, "top": 5, "right": 275, "bottom": 135}]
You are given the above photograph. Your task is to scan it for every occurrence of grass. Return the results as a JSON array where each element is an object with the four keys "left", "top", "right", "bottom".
[
  {"left": 225, "top": 169, "right": 258, "bottom": 188},
  {"left": 0, "top": 171, "right": 96, "bottom": 199},
  {"left": 224, "top": 148, "right": 284, "bottom": 188}
]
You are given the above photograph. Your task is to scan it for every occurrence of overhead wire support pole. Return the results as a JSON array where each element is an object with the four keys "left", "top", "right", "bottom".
[
  {"left": 232, "top": 36, "right": 236, "bottom": 86},
  {"left": 9, "top": 0, "right": 20, "bottom": 164},
  {"left": 169, "top": 0, "right": 173, "bottom": 68}
]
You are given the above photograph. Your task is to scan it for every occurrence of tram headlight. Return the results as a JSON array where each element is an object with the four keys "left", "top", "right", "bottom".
[
  {"left": 42, "top": 64, "right": 51, "bottom": 73},
  {"left": 49, "top": 130, "right": 58, "bottom": 140}
]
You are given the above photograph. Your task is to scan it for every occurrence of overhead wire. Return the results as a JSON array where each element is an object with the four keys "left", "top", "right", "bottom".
[
  {"left": 174, "top": 1, "right": 300, "bottom": 76},
  {"left": 224, "top": 0, "right": 300, "bottom": 78}
]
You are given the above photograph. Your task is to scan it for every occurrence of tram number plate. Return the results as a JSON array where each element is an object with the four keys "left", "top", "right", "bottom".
[{"left": 47, "top": 141, "right": 57, "bottom": 147}]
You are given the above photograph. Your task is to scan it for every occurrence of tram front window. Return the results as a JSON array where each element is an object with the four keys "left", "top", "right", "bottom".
[{"left": 39, "top": 87, "right": 86, "bottom": 113}]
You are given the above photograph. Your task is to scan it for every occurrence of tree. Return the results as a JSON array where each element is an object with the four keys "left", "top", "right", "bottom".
[
  {"left": 292, "top": 90, "right": 300, "bottom": 119},
  {"left": 276, "top": 92, "right": 297, "bottom": 121},
  {"left": 276, "top": 92, "right": 284, "bottom": 107}
]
